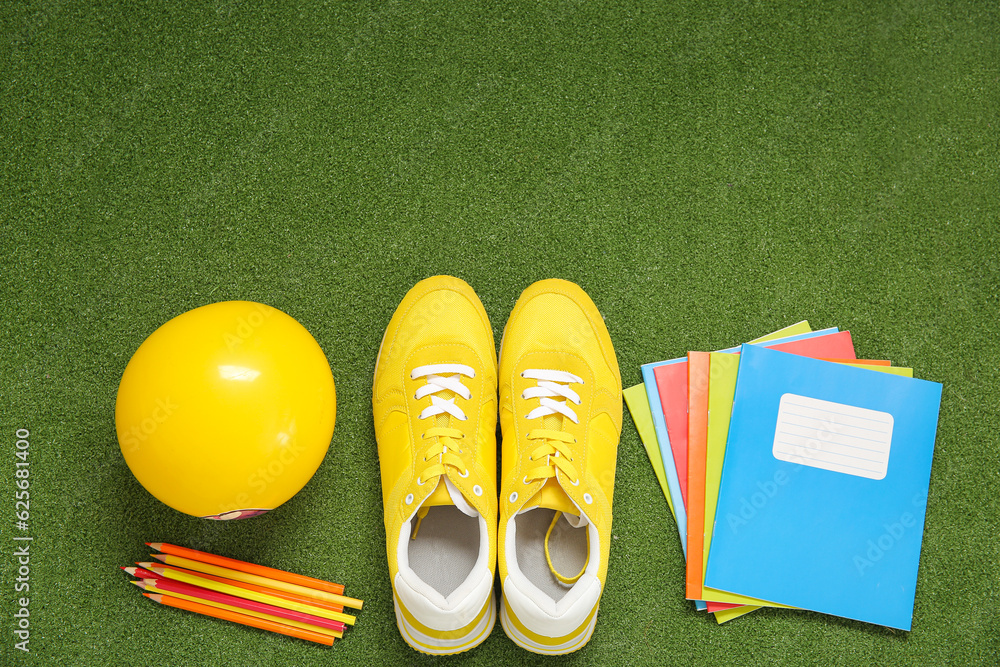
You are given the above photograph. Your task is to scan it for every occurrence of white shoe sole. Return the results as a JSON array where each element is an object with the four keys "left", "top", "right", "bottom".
[
  {"left": 499, "top": 596, "right": 598, "bottom": 655},
  {"left": 393, "top": 592, "right": 496, "bottom": 655}
]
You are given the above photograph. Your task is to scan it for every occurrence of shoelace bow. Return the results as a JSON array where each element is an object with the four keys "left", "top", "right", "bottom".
[
  {"left": 410, "top": 364, "right": 474, "bottom": 539},
  {"left": 522, "top": 369, "right": 589, "bottom": 585}
]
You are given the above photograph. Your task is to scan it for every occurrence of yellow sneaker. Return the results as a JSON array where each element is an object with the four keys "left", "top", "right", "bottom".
[
  {"left": 497, "top": 279, "right": 622, "bottom": 655},
  {"left": 373, "top": 276, "right": 498, "bottom": 655}
]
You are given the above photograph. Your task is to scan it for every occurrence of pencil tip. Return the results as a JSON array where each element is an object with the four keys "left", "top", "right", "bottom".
[
  {"left": 130, "top": 580, "right": 146, "bottom": 589},
  {"left": 145, "top": 542, "right": 152, "bottom": 547},
  {"left": 151, "top": 553, "right": 167, "bottom": 563},
  {"left": 122, "top": 566, "right": 137, "bottom": 575}
]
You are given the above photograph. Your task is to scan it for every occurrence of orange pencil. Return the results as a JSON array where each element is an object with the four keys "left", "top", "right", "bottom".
[
  {"left": 147, "top": 542, "right": 345, "bottom": 596},
  {"left": 133, "top": 581, "right": 343, "bottom": 639},
  {"left": 154, "top": 563, "right": 345, "bottom": 613},
  {"left": 150, "top": 553, "right": 364, "bottom": 610},
  {"left": 138, "top": 564, "right": 355, "bottom": 625},
  {"left": 143, "top": 592, "right": 333, "bottom": 646}
]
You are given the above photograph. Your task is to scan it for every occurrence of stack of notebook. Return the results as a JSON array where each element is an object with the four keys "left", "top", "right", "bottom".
[{"left": 625, "top": 322, "right": 942, "bottom": 629}]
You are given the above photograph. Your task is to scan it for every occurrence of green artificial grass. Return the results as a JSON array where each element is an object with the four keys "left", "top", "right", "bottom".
[{"left": 2, "top": 0, "right": 998, "bottom": 664}]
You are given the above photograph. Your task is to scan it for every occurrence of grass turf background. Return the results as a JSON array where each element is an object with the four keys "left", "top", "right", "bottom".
[{"left": 2, "top": 0, "right": 998, "bottom": 664}]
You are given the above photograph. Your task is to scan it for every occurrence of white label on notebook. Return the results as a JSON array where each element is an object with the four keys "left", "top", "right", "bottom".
[{"left": 773, "top": 394, "right": 894, "bottom": 480}]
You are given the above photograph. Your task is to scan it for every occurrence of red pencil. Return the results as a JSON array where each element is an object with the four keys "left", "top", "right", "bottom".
[
  {"left": 122, "top": 565, "right": 159, "bottom": 579},
  {"left": 137, "top": 577, "right": 345, "bottom": 633},
  {"left": 147, "top": 542, "right": 345, "bottom": 596}
]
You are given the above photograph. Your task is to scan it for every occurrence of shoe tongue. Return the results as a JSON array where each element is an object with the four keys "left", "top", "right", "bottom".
[
  {"left": 421, "top": 476, "right": 477, "bottom": 518},
  {"left": 525, "top": 478, "right": 578, "bottom": 516}
]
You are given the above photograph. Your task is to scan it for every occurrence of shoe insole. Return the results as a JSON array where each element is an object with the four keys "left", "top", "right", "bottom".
[
  {"left": 408, "top": 505, "right": 480, "bottom": 599},
  {"left": 514, "top": 508, "right": 589, "bottom": 603}
]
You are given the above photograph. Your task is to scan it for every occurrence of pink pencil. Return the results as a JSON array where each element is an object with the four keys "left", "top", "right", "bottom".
[{"left": 136, "top": 577, "right": 345, "bottom": 633}]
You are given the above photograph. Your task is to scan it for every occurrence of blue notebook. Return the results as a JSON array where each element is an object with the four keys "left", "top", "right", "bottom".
[{"left": 704, "top": 344, "right": 942, "bottom": 630}]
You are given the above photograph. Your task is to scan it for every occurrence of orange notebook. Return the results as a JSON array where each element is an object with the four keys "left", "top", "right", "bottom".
[{"left": 685, "top": 352, "right": 711, "bottom": 601}]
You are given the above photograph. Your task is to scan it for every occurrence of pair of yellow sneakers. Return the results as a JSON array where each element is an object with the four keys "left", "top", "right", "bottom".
[{"left": 373, "top": 276, "right": 622, "bottom": 655}]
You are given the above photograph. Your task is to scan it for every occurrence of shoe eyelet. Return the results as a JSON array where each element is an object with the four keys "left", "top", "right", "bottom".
[
  {"left": 583, "top": 493, "right": 593, "bottom": 504},
  {"left": 417, "top": 477, "right": 426, "bottom": 486},
  {"left": 405, "top": 493, "right": 414, "bottom": 505},
  {"left": 522, "top": 476, "right": 530, "bottom": 484},
  {"left": 509, "top": 492, "right": 518, "bottom": 503},
  {"left": 473, "top": 485, "right": 483, "bottom": 496},
  {"left": 571, "top": 478, "right": 580, "bottom": 486},
  {"left": 459, "top": 469, "right": 470, "bottom": 478}
]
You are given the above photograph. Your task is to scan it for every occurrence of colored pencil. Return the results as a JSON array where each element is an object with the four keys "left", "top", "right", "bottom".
[
  {"left": 135, "top": 578, "right": 345, "bottom": 632},
  {"left": 143, "top": 592, "right": 334, "bottom": 646},
  {"left": 153, "top": 563, "right": 345, "bottom": 613},
  {"left": 150, "top": 553, "right": 364, "bottom": 610},
  {"left": 147, "top": 542, "right": 345, "bottom": 596},
  {"left": 139, "top": 564, "right": 355, "bottom": 625},
  {"left": 133, "top": 582, "right": 342, "bottom": 639},
  {"left": 122, "top": 565, "right": 159, "bottom": 579}
]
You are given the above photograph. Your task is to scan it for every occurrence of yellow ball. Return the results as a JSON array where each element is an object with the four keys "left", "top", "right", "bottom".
[{"left": 115, "top": 301, "right": 335, "bottom": 519}]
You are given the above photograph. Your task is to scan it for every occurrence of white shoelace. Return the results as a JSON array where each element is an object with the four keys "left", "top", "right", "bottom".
[
  {"left": 411, "top": 363, "right": 475, "bottom": 421},
  {"left": 521, "top": 369, "right": 584, "bottom": 423}
]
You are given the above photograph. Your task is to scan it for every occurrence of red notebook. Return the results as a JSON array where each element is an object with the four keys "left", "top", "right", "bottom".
[{"left": 653, "top": 361, "right": 691, "bottom": 507}]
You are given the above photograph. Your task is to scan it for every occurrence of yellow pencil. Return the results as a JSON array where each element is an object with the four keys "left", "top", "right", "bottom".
[
  {"left": 139, "top": 563, "right": 355, "bottom": 625},
  {"left": 132, "top": 581, "right": 343, "bottom": 639},
  {"left": 151, "top": 553, "right": 364, "bottom": 610}
]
